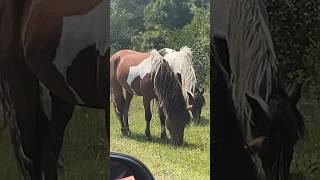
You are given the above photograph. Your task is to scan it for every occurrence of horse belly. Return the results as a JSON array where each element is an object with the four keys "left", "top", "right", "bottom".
[{"left": 23, "top": 0, "right": 108, "bottom": 107}]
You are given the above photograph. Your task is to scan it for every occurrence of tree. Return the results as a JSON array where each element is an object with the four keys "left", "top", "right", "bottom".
[
  {"left": 266, "top": 1, "right": 320, "bottom": 89},
  {"left": 143, "top": 0, "right": 193, "bottom": 30},
  {"left": 165, "top": 8, "right": 210, "bottom": 88}
]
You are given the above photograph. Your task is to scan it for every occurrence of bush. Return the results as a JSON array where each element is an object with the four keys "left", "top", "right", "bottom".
[{"left": 165, "top": 8, "right": 210, "bottom": 88}]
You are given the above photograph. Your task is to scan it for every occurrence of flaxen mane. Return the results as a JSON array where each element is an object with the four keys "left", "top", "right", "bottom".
[
  {"left": 150, "top": 50, "right": 189, "bottom": 124},
  {"left": 0, "top": 65, "right": 31, "bottom": 180},
  {"left": 227, "top": 0, "right": 278, "bottom": 139},
  {"left": 179, "top": 47, "right": 197, "bottom": 104}
]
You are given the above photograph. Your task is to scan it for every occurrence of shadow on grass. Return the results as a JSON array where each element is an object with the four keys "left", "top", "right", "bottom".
[
  {"left": 122, "top": 132, "right": 201, "bottom": 149},
  {"left": 191, "top": 116, "right": 210, "bottom": 126}
]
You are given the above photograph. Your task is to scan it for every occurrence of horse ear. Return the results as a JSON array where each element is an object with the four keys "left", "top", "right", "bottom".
[
  {"left": 187, "top": 91, "right": 194, "bottom": 104},
  {"left": 200, "top": 88, "right": 205, "bottom": 95},
  {"left": 187, "top": 105, "right": 193, "bottom": 111},
  {"left": 245, "top": 93, "right": 271, "bottom": 119},
  {"left": 247, "top": 136, "right": 266, "bottom": 156},
  {"left": 195, "top": 87, "right": 200, "bottom": 93},
  {"left": 289, "top": 83, "right": 303, "bottom": 105}
]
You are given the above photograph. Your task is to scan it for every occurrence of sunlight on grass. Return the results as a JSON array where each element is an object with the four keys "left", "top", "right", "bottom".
[
  {"left": 110, "top": 93, "right": 211, "bottom": 180},
  {"left": 0, "top": 104, "right": 108, "bottom": 180}
]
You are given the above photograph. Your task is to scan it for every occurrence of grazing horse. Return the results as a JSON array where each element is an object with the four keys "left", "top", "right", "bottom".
[
  {"left": 212, "top": 37, "right": 273, "bottom": 180},
  {"left": 1, "top": 0, "right": 109, "bottom": 179},
  {"left": 214, "top": 0, "right": 306, "bottom": 179},
  {"left": 110, "top": 49, "right": 190, "bottom": 145},
  {"left": 158, "top": 47, "right": 205, "bottom": 122}
]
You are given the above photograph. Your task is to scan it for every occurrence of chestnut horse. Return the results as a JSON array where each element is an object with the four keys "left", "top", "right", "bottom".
[
  {"left": 1, "top": 0, "right": 109, "bottom": 179},
  {"left": 110, "top": 49, "right": 190, "bottom": 146},
  {"left": 158, "top": 47, "right": 205, "bottom": 122}
]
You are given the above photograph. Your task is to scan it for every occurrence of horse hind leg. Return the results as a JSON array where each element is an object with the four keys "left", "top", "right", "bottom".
[
  {"left": 112, "top": 91, "right": 127, "bottom": 135},
  {"left": 143, "top": 97, "right": 152, "bottom": 141},
  {"left": 123, "top": 92, "right": 133, "bottom": 134}
]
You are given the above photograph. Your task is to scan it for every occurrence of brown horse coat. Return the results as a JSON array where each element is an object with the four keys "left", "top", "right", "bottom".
[
  {"left": 110, "top": 49, "right": 190, "bottom": 145},
  {"left": 1, "top": 0, "right": 109, "bottom": 179},
  {"left": 111, "top": 50, "right": 154, "bottom": 97},
  {"left": 22, "top": 0, "right": 108, "bottom": 108}
]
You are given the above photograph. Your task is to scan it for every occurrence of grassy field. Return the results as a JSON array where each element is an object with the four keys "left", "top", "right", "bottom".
[
  {"left": 254, "top": 98, "right": 320, "bottom": 180},
  {"left": 288, "top": 98, "right": 320, "bottom": 180},
  {"left": 2, "top": 92, "right": 320, "bottom": 180},
  {"left": 110, "top": 93, "right": 211, "bottom": 180},
  {"left": 0, "top": 104, "right": 108, "bottom": 180}
]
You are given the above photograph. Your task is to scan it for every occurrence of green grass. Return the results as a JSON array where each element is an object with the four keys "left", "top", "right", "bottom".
[
  {"left": 288, "top": 100, "right": 320, "bottom": 180},
  {"left": 110, "top": 93, "right": 211, "bottom": 180},
  {"left": 0, "top": 105, "right": 108, "bottom": 180}
]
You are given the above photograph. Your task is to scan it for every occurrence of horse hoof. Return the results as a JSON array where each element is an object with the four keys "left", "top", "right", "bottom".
[
  {"left": 121, "top": 129, "right": 129, "bottom": 136},
  {"left": 146, "top": 136, "right": 152, "bottom": 141},
  {"left": 160, "top": 133, "right": 168, "bottom": 140},
  {"left": 126, "top": 129, "right": 131, "bottom": 135}
]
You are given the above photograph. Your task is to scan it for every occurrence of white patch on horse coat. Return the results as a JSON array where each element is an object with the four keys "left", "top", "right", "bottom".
[
  {"left": 126, "top": 56, "right": 152, "bottom": 86},
  {"left": 163, "top": 51, "right": 183, "bottom": 74},
  {"left": 163, "top": 48, "right": 175, "bottom": 54},
  {"left": 52, "top": 0, "right": 107, "bottom": 104}
]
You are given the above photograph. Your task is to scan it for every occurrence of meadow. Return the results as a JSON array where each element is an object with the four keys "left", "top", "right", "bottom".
[
  {"left": 1, "top": 91, "right": 320, "bottom": 180},
  {"left": 110, "top": 93, "right": 211, "bottom": 180},
  {"left": 0, "top": 96, "right": 108, "bottom": 180}
]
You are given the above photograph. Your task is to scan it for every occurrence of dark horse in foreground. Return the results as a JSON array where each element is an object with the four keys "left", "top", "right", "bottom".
[
  {"left": 1, "top": 0, "right": 108, "bottom": 179},
  {"left": 110, "top": 49, "right": 190, "bottom": 145},
  {"left": 158, "top": 47, "right": 206, "bottom": 123},
  {"left": 213, "top": 37, "right": 261, "bottom": 180},
  {"left": 214, "top": 0, "right": 305, "bottom": 179},
  {"left": 213, "top": 36, "right": 305, "bottom": 180}
]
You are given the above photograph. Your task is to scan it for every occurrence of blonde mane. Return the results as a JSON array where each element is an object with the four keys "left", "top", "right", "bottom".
[
  {"left": 160, "top": 46, "right": 197, "bottom": 105},
  {"left": 178, "top": 46, "right": 197, "bottom": 104},
  {"left": 227, "top": 0, "right": 278, "bottom": 140}
]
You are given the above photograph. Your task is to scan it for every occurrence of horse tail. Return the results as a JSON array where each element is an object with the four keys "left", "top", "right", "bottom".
[{"left": 0, "top": 65, "right": 31, "bottom": 180}]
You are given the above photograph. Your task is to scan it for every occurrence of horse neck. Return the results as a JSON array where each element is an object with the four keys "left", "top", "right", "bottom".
[{"left": 153, "top": 61, "right": 183, "bottom": 113}]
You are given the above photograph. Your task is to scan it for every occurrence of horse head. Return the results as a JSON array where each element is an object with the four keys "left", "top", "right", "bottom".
[
  {"left": 187, "top": 87, "right": 205, "bottom": 123},
  {"left": 248, "top": 83, "right": 305, "bottom": 180},
  {"left": 152, "top": 51, "right": 190, "bottom": 146}
]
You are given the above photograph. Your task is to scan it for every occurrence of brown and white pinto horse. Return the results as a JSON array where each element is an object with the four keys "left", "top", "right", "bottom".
[
  {"left": 1, "top": 0, "right": 109, "bottom": 179},
  {"left": 110, "top": 49, "right": 190, "bottom": 146},
  {"left": 158, "top": 47, "right": 206, "bottom": 123}
]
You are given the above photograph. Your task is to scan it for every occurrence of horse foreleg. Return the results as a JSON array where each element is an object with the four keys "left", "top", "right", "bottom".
[
  {"left": 35, "top": 102, "right": 49, "bottom": 180},
  {"left": 158, "top": 107, "right": 168, "bottom": 140},
  {"left": 143, "top": 97, "right": 152, "bottom": 141},
  {"left": 123, "top": 92, "right": 133, "bottom": 134},
  {"left": 43, "top": 93, "right": 74, "bottom": 180}
]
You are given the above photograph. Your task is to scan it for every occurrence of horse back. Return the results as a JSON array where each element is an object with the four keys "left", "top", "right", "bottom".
[{"left": 111, "top": 50, "right": 153, "bottom": 97}]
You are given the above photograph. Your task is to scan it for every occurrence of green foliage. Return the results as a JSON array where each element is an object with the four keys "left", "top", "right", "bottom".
[
  {"left": 266, "top": 1, "right": 320, "bottom": 88},
  {"left": 110, "top": 95, "right": 210, "bottom": 180},
  {"left": 110, "top": 0, "right": 151, "bottom": 53},
  {"left": 110, "top": 2, "right": 135, "bottom": 54},
  {"left": 165, "top": 8, "right": 210, "bottom": 88},
  {"left": 111, "top": 0, "right": 210, "bottom": 88},
  {"left": 304, "top": 36, "right": 320, "bottom": 100},
  {"left": 143, "top": 0, "right": 193, "bottom": 30}
]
